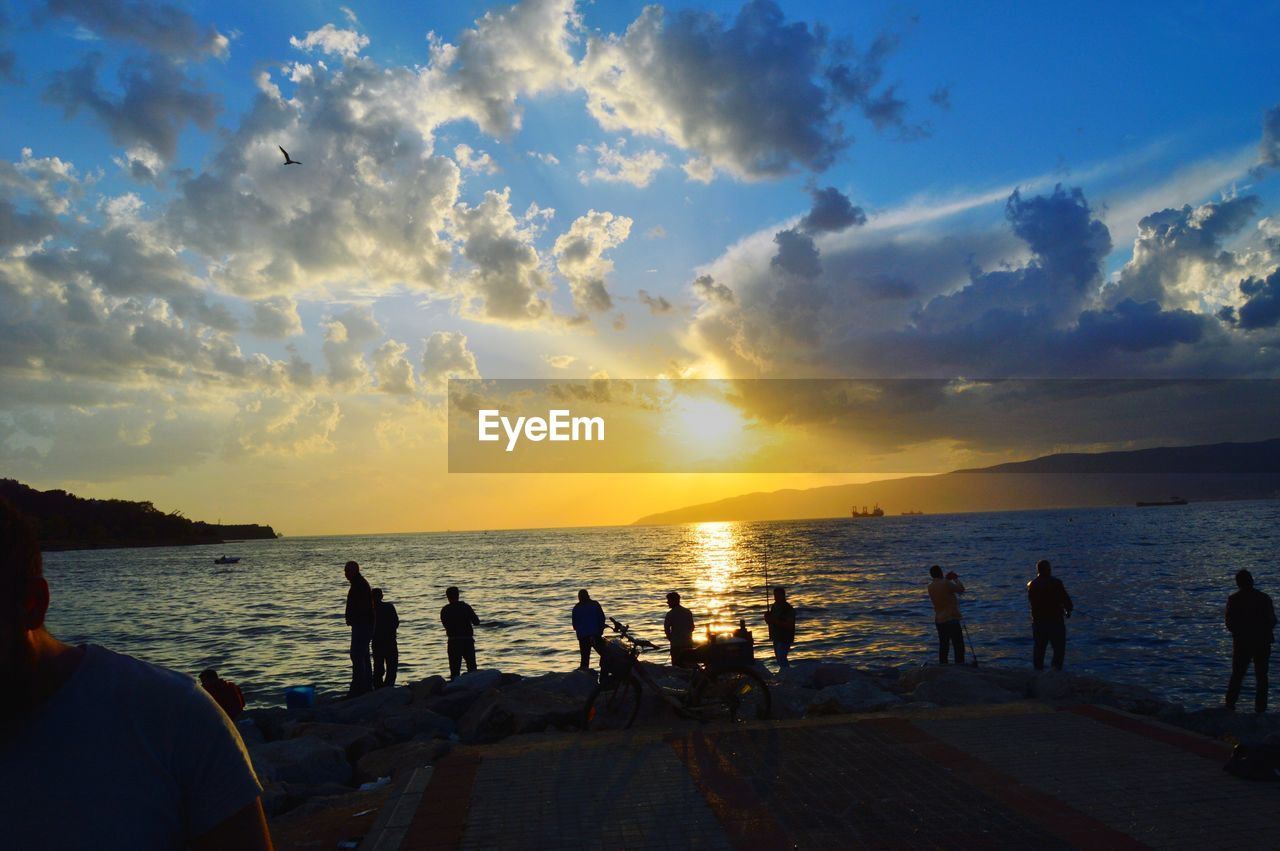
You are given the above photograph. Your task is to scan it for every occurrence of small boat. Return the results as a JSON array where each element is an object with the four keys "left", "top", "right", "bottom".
[
  {"left": 1135, "top": 497, "right": 1188, "bottom": 507},
  {"left": 214, "top": 555, "right": 241, "bottom": 564},
  {"left": 851, "top": 503, "right": 885, "bottom": 518},
  {"left": 901, "top": 509, "right": 924, "bottom": 516}
]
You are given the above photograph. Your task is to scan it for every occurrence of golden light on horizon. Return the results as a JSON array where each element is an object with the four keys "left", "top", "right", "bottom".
[
  {"left": 691, "top": 520, "right": 744, "bottom": 635},
  {"left": 662, "top": 397, "right": 749, "bottom": 463}
]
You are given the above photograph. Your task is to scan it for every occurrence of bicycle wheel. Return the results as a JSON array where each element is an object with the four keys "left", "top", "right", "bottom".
[
  {"left": 583, "top": 676, "right": 642, "bottom": 731},
  {"left": 709, "top": 666, "right": 771, "bottom": 722}
]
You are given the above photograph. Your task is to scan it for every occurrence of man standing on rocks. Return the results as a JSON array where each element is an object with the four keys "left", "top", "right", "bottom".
[
  {"left": 1027, "top": 560, "right": 1073, "bottom": 671},
  {"left": 371, "top": 587, "right": 400, "bottom": 689},
  {"left": 441, "top": 586, "right": 481, "bottom": 680},
  {"left": 1225, "top": 569, "right": 1275, "bottom": 714},
  {"left": 0, "top": 500, "right": 272, "bottom": 849},
  {"left": 572, "top": 589, "right": 606, "bottom": 670},
  {"left": 345, "top": 560, "right": 374, "bottom": 697},
  {"left": 765, "top": 586, "right": 797, "bottom": 670},
  {"left": 927, "top": 566, "right": 966, "bottom": 665},
  {"left": 664, "top": 591, "right": 695, "bottom": 667}
]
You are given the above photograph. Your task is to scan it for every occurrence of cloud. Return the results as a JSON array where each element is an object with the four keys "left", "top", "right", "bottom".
[
  {"left": 929, "top": 86, "right": 951, "bottom": 110},
  {"left": 1233, "top": 268, "right": 1280, "bottom": 330},
  {"left": 372, "top": 338, "right": 416, "bottom": 394},
  {"left": 112, "top": 145, "right": 164, "bottom": 184},
  {"left": 552, "top": 209, "right": 633, "bottom": 314},
  {"left": 454, "top": 143, "right": 499, "bottom": 174},
  {"left": 527, "top": 150, "right": 560, "bottom": 166},
  {"left": 321, "top": 306, "right": 381, "bottom": 387},
  {"left": 692, "top": 274, "right": 734, "bottom": 305},
  {"left": 43, "top": 0, "right": 229, "bottom": 58},
  {"left": 578, "top": 140, "right": 666, "bottom": 187},
  {"left": 645, "top": 225, "right": 667, "bottom": 239},
  {"left": 44, "top": 53, "right": 221, "bottom": 162},
  {"left": 290, "top": 23, "right": 370, "bottom": 59},
  {"left": 543, "top": 353, "right": 576, "bottom": 368},
  {"left": 421, "top": 330, "right": 480, "bottom": 393},
  {"left": 637, "top": 289, "right": 673, "bottom": 314},
  {"left": 579, "top": 1, "right": 916, "bottom": 180},
  {"left": 452, "top": 188, "right": 554, "bottom": 322},
  {"left": 799, "top": 186, "right": 866, "bottom": 233},
  {"left": 248, "top": 295, "right": 303, "bottom": 337},
  {"left": 1256, "top": 104, "right": 1280, "bottom": 173}
]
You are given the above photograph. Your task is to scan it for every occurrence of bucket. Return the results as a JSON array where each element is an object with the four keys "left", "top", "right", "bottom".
[{"left": 284, "top": 685, "right": 316, "bottom": 709}]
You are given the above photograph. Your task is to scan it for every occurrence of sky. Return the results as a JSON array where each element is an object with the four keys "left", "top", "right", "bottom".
[{"left": 2, "top": 0, "right": 1280, "bottom": 534}]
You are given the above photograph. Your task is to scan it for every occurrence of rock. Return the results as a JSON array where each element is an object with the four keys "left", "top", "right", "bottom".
[
  {"left": 355, "top": 739, "right": 452, "bottom": 785},
  {"left": 408, "top": 675, "right": 446, "bottom": 703},
  {"left": 235, "top": 717, "right": 264, "bottom": 745},
  {"left": 806, "top": 677, "right": 902, "bottom": 715},
  {"left": 768, "top": 683, "right": 817, "bottom": 719},
  {"left": 260, "top": 781, "right": 353, "bottom": 816},
  {"left": 284, "top": 722, "right": 382, "bottom": 763},
  {"left": 1030, "top": 671, "right": 1171, "bottom": 715},
  {"left": 245, "top": 706, "right": 316, "bottom": 742},
  {"left": 375, "top": 706, "right": 457, "bottom": 743},
  {"left": 249, "top": 736, "right": 351, "bottom": 787},
  {"left": 424, "top": 689, "right": 491, "bottom": 721},
  {"left": 442, "top": 669, "right": 503, "bottom": 695},
  {"left": 1160, "top": 707, "right": 1280, "bottom": 745},
  {"left": 772, "top": 660, "right": 825, "bottom": 689},
  {"left": 811, "top": 663, "right": 859, "bottom": 689},
  {"left": 458, "top": 672, "right": 596, "bottom": 743},
  {"left": 907, "top": 666, "right": 1023, "bottom": 707},
  {"left": 314, "top": 687, "right": 411, "bottom": 725}
]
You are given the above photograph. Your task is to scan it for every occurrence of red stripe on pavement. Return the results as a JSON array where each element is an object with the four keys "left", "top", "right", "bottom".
[
  {"left": 401, "top": 749, "right": 481, "bottom": 850},
  {"left": 668, "top": 731, "right": 793, "bottom": 850},
  {"left": 1064, "top": 704, "right": 1232, "bottom": 762}
]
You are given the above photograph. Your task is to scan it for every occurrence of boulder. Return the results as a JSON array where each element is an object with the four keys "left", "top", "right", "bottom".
[
  {"left": 375, "top": 706, "right": 457, "bottom": 743},
  {"left": 907, "top": 666, "right": 1023, "bottom": 707},
  {"left": 354, "top": 739, "right": 452, "bottom": 785},
  {"left": 235, "top": 718, "right": 264, "bottom": 745},
  {"left": 249, "top": 736, "right": 351, "bottom": 787},
  {"left": 772, "top": 660, "right": 826, "bottom": 689},
  {"left": 314, "top": 687, "right": 411, "bottom": 725},
  {"left": 806, "top": 677, "right": 903, "bottom": 715},
  {"left": 768, "top": 683, "right": 818, "bottom": 720},
  {"left": 260, "top": 781, "right": 353, "bottom": 816},
  {"left": 245, "top": 706, "right": 316, "bottom": 742},
  {"left": 424, "top": 689, "right": 491, "bottom": 721},
  {"left": 811, "top": 663, "right": 860, "bottom": 689},
  {"left": 284, "top": 722, "right": 381, "bottom": 763},
  {"left": 408, "top": 675, "right": 447, "bottom": 704},
  {"left": 1030, "top": 671, "right": 1172, "bottom": 715},
  {"left": 442, "top": 669, "right": 503, "bottom": 695},
  {"left": 457, "top": 674, "right": 595, "bottom": 743}
]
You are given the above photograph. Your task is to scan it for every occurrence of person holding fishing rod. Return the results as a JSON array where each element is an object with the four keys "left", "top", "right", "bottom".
[
  {"left": 764, "top": 587, "right": 796, "bottom": 670},
  {"left": 927, "top": 565, "right": 967, "bottom": 665}
]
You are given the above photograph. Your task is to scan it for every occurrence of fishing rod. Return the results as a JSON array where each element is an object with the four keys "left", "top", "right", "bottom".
[{"left": 961, "top": 618, "right": 980, "bottom": 668}]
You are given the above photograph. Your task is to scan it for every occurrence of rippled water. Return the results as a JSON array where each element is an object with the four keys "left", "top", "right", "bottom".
[{"left": 43, "top": 500, "right": 1279, "bottom": 709}]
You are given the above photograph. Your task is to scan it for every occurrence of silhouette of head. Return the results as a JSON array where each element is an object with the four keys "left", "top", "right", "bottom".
[
  {"left": 372, "top": 588, "right": 384, "bottom": 602},
  {"left": 1037, "top": 559, "right": 1052, "bottom": 576},
  {"left": 344, "top": 561, "right": 360, "bottom": 581},
  {"left": 774, "top": 586, "right": 787, "bottom": 601},
  {"left": 666, "top": 591, "right": 680, "bottom": 608},
  {"left": 1, "top": 499, "right": 47, "bottom": 720},
  {"left": 578, "top": 589, "right": 589, "bottom": 602},
  {"left": 929, "top": 565, "right": 943, "bottom": 578},
  {"left": 446, "top": 586, "right": 460, "bottom": 602},
  {"left": 1236, "top": 569, "right": 1254, "bottom": 590},
  {"left": 199, "top": 669, "right": 218, "bottom": 684}
]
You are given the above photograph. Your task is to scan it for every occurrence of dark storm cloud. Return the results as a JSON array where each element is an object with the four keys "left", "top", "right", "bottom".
[
  {"left": 42, "top": 0, "right": 227, "bottom": 57},
  {"left": 44, "top": 53, "right": 220, "bottom": 162},
  {"left": 1256, "top": 104, "right": 1280, "bottom": 173},
  {"left": 1235, "top": 269, "right": 1280, "bottom": 330},
  {"left": 771, "top": 229, "right": 822, "bottom": 279},
  {"left": 582, "top": 1, "right": 921, "bottom": 179},
  {"left": 798, "top": 185, "right": 866, "bottom": 234},
  {"left": 1072, "top": 299, "right": 1205, "bottom": 352}
]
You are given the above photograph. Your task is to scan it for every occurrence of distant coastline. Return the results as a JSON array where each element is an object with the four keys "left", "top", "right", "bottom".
[{"left": 1, "top": 478, "right": 278, "bottom": 552}]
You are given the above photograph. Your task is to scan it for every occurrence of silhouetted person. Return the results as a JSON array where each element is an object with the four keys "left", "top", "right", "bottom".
[
  {"left": 928, "top": 565, "right": 966, "bottom": 664},
  {"left": 372, "top": 588, "right": 400, "bottom": 689},
  {"left": 344, "top": 560, "right": 374, "bottom": 697},
  {"left": 1027, "top": 559, "right": 1073, "bottom": 671},
  {"left": 664, "top": 591, "right": 695, "bottom": 667},
  {"left": 572, "top": 589, "right": 606, "bottom": 670},
  {"left": 200, "top": 668, "right": 246, "bottom": 720},
  {"left": 0, "top": 499, "right": 272, "bottom": 849},
  {"left": 1225, "top": 569, "right": 1275, "bottom": 714},
  {"left": 764, "top": 586, "right": 796, "bottom": 669},
  {"left": 441, "top": 586, "right": 480, "bottom": 680}
]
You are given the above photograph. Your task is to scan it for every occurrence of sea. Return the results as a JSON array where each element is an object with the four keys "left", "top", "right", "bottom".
[{"left": 42, "top": 500, "right": 1279, "bottom": 710}]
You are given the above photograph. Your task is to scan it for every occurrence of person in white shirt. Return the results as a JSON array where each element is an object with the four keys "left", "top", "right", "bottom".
[
  {"left": 926, "top": 564, "right": 966, "bottom": 665},
  {"left": 0, "top": 499, "right": 273, "bottom": 850}
]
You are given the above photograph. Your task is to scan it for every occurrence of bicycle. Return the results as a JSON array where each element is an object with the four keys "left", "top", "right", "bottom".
[{"left": 583, "top": 617, "right": 772, "bottom": 731}]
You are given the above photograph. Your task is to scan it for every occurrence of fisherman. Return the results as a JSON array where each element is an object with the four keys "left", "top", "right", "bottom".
[
  {"left": 199, "top": 668, "right": 246, "bottom": 720},
  {"left": 440, "top": 586, "right": 481, "bottom": 680},
  {"left": 927, "top": 565, "right": 966, "bottom": 664},
  {"left": 371, "top": 587, "right": 400, "bottom": 689},
  {"left": 1225, "top": 569, "right": 1275, "bottom": 714},
  {"left": 764, "top": 586, "right": 796, "bottom": 669},
  {"left": 571, "top": 589, "right": 606, "bottom": 670},
  {"left": 1027, "top": 560, "right": 1073, "bottom": 671},
  {"left": 663, "top": 592, "right": 695, "bottom": 667},
  {"left": 344, "top": 560, "right": 374, "bottom": 696}
]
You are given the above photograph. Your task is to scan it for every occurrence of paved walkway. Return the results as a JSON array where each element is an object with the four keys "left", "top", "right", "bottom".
[{"left": 360, "top": 702, "right": 1280, "bottom": 850}]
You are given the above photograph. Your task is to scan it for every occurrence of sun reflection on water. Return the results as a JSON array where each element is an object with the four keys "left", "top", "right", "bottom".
[{"left": 691, "top": 521, "right": 749, "bottom": 637}]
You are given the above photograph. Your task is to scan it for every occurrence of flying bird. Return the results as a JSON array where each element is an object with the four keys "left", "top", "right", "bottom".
[{"left": 278, "top": 146, "right": 301, "bottom": 165}]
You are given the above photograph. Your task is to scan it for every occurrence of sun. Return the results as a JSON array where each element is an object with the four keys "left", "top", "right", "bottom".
[{"left": 663, "top": 396, "right": 748, "bottom": 461}]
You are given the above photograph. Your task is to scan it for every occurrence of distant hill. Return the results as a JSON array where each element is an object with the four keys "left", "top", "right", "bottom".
[
  {"left": 0, "top": 479, "right": 279, "bottom": 551},
  {"left": 633, "top": 439, "right": 1280, "bottom": 526}
]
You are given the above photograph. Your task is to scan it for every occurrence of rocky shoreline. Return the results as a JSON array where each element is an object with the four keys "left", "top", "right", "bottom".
[{"left": 242, "top": 659, "right": 1279, "bottom": 844}]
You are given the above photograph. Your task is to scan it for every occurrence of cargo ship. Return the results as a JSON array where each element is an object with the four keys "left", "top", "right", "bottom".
[{"left": 851, "top": 504, "right": 885, "bottom": 518}]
